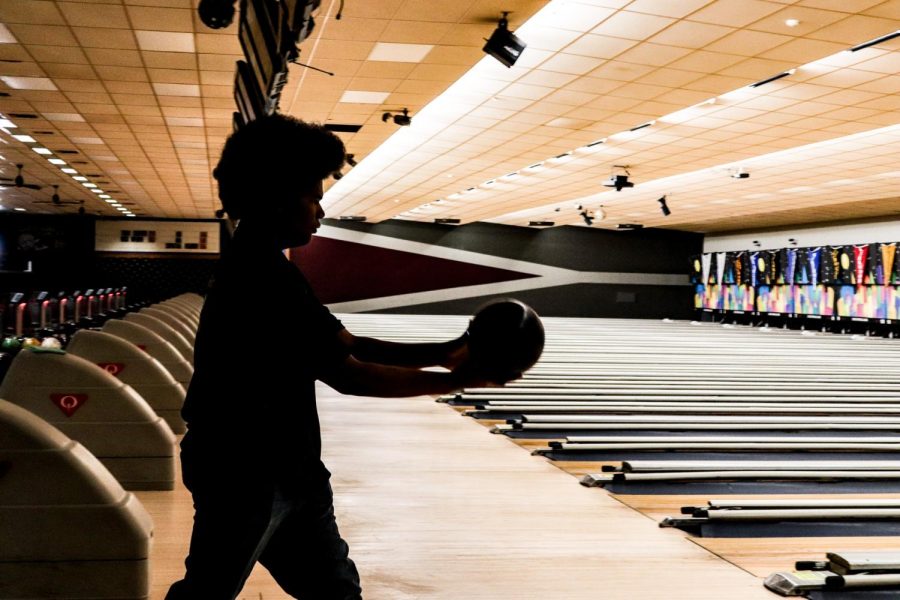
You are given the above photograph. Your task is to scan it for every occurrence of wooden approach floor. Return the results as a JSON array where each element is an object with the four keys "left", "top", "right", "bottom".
[{"left": 139, "top": 385, "right": 777, "bottom": 599}]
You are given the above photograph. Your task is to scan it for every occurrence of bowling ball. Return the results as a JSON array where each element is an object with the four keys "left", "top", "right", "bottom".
[
  {"left": 40, "top": 337, "right": 62, "bottom": 350},
  {"left": 1, "top": 336, "right": 21, "bottom": 352},
  {"left": 466, "top": 299, "right": 544, "bottom": 382},
  {"left": 21, "top": 337, "right": 41, "bottom": 348}
]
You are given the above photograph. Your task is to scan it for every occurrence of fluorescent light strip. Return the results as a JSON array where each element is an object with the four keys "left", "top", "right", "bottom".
[
  {"left": 47, "top": 158, "right": 66, "bottom": 165},
  {"left": 12, "top": 134, "right": 35, "bottom": 143},
  {"left": 61, "top": 168, "right": 77, "bottom": 174},
  {"left": 0, "top": 118, "right": 16, "bottom": 128},
  {"left": 850, "top": 30, "right": 900, "bottom": 52},
  {"left": 32, "top": 147, "right": 52, "bottom": 155},
  {"left": 749, "top": 69, "right": 795, "bottom": 88}
]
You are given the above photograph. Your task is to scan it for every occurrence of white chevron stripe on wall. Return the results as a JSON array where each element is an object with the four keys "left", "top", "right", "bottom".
[{"left": 314, "top": 225, "right": 687, "bottom": 313}]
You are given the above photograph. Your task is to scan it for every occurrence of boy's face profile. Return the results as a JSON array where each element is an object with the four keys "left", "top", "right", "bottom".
[{"left": 272, "top": 179, "right": 325, "bottom": 248}]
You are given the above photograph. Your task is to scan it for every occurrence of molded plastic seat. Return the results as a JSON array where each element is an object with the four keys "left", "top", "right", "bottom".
[
  {"left": 156, "top": 300, "right": 199, "bottom": 327},
  {"left": 140, "top": 306, "right": 196, "bottom": 345},
  {"left": 0, "top": 348, "right": 176, "bottom": 490},
  {"left": 124, "top": 312, "right": 194, "bottom": 364},
  {"left": 101, "top": 319, "right": 193, "bottom": 390},
  {"left": 0, "top": 399, "right": 153, "bottom": 599},
  {"left": 67, "top": 329, "right": 186, "bottom": 434}
]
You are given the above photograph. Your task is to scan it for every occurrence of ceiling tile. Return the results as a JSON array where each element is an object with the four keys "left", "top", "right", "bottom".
[
  {"left": 649, "top": 20, "right": 734, "bottom": 48},
  {"left": 7, "top": 24, "right": 78, "bottom": 46},
  {"left": 58, "top": 2, "right": 129, "bottom": 28},
  {"left": 0, "top": 0, "right": 65, "bottom": 25},
  {"left": 72, "top": 26, "right": 138, "bottom": 49},
  {"left": 127, "top": 6, "right": 194, "bottom": 32}
]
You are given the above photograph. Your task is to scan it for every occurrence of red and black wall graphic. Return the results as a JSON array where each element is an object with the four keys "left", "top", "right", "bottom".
[{"left": 291, "top": 220, "right": 701, "bottom": 319}]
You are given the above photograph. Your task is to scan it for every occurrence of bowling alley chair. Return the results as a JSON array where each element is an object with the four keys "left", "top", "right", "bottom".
[
  {"left": 140, "top": 306, "right": 196, "bottom": 346},
  {"left": 0, "top": 400, "right": 153, "bottom": 600},
  {"left": 173, "top": 292, "right": 204, "bottom": 311},
  {"left": 66, "top": 329, "right": 187, "bottom": 434},
  {"left": 101, "top": 319, "right": 193, "bottom": 390},
  {"left": 156, "top": 300, "right": 200, "bottom": 326},
  {"left": 0, "top": 348, "right": 176, "bottom": 490},
  {"left": 123, "top": 312, "right": 194, "bottom": 364}
]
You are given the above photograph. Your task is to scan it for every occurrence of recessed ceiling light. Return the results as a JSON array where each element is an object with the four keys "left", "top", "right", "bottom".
[
  {"left": 12, "top": 134, "right": 35, "bottom": 143},
  {"left": 0, "top": 118, "right": 16, "bottom": 128},
  {"left": 61, "top": 168, "right": 77, "bottom": 174},
  {"left": 69, "top": 136, "right": 103, "bottom": 144},
  {"left": 14, "top": 207, "right": 25, "bottom": 211},
  {"left": 152, "top": 83, "right": 201, "bottom": 97},
  {"left": 0, "top": 76, "right": 57, "bottom": 91},
  {"left": 785, "top": 19, "right": 800, "bottom": 27},
  {"left": 165, "top": 116, "right": 205, "bottom": 127},
  {"left": 32, "top": 147, "right": 52, "bottom": 155},
  {"left": 43, "top": 113, "right": 85, "bottom": 122},
  {"left": 90, "top": 188, "right": 103, "bottom": 193},
  {"left": 48, "top": 158, "right": 66, "bottom": 165},
  {"left": 99, "top": 194, "right": 111, "bottom": 199},
  {"left": 0, "top": 24, "right": 17, "bottom": 44},
  {"left": 72, "top": 175, "right": 87, "bottom": 181},
  {"left": 105, "top": 199, "right": 118, "bottom": 204},
  {"left": 367, "top": 43, "right": 434, "bottom": 63},
  {"left": 135, "top": 30, "right": 195, "bottom": 53},
  {"left": 339, "top": 91, "right": 391, "bottom": 104},
  {"left": 82, "top": 182, "right": 97, "bottom": 188}
]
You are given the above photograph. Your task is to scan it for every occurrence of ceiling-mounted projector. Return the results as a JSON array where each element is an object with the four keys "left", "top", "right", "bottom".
[{"left": 603, "top": 174, "right": 633, "bottom": 191}]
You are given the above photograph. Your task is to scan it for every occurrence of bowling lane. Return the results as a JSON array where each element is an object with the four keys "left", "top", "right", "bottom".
[{"left": 142, "top": 385, "right": 773, "bottom": 599}]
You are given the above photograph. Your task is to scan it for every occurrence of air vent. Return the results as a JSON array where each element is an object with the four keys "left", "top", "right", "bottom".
[
  {"left": 616, "top": 223, "right": 643, "bottom": 230},
  {"left": 529, "top": 221, "right": 554, "bottom": 227},
  {"left": 0, "top": 59, "right": 23, "bottom": 63},
  {"left": 338, "top": 215, "right": 366, "bottom": 221},
  {"left": 70, "top": 161, "right": 88, "bottom": 165},
  {"left": 8, "top": 113, "right": 37, "bottom": 119},
  {"left": 34, "top": 130, "right": 54, "bottom": 135},
  {"left": 55, "top": 149, "right": 79, "bottom": 154},
  {"left": 434, "top": 218, "right": 460, "bottom": 225},
  {"left": 0, "top": 92, "right": 9, "bottom": 97},
  {"left": 324, "top": 123, "right": 362, "bottom": 133}
]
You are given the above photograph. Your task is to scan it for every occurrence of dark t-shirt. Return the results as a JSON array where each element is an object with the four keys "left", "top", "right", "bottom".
[{"left": 181, "top": 229, "right": 348, "bottom": 493}]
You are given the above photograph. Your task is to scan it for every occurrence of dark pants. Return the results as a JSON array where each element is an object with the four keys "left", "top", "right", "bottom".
[{"left": 166, "top": 442, "right": 361, "bottom": 599}]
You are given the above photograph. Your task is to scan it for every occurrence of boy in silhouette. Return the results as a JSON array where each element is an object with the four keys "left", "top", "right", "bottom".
[{"left": 167, "top": 114, "right": 501, "bottom": 599}]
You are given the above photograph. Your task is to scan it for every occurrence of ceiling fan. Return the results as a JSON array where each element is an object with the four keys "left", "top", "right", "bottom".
[
  {"left": 0, "top": 163, "right": 42, "bottom": 190},
  {"left": 33, "top": 185, "right": 85, "bottom": 207}
]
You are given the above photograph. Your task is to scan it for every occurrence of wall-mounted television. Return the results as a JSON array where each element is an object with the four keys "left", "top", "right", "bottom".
[
  {"left": 238, "top": 0, "right": 282, "bottom": 114},
  {"left": 233, "top": 60, "right": 262, "bottom": 126}
]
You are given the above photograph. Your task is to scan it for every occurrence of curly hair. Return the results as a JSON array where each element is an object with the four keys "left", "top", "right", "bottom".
[{"left": 213, "top": 114, "right": 346, "bottom": 220}]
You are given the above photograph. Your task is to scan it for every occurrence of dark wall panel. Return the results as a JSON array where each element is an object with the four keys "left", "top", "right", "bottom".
[
  {"left": 93, "top": 255, "right": 217, "bottom": 301},
  {"left": 367, "top": 284, "right": 695, "bottom": 319},
  {"left": 309, "top": 219, "right": 701, "bottom": 318},
  {"left": 325, "top": 219, "right": 699, "bottom": 273}
]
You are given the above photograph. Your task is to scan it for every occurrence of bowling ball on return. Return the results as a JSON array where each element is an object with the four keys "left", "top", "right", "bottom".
[
  {"left": 21, "top": 337, "right": 41, "bottom": 348},
  {"left": 1, "top": 337, "right": 21, "bottom": 352},
  {"left": 40, "top": 337, "right": 63, "bottom": 350},
  {"left": 466, "top": 299, "right": 544, "bottom": 382}
]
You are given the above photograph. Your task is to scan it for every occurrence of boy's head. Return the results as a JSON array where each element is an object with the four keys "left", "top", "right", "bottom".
[{"left": 213, "top": 114, "right": 346, "bottom": 221}]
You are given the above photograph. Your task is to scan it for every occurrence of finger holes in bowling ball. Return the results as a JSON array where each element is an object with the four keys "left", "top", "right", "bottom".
[{"left": 467, "top": 299, "right": 544, "bottom": 381}]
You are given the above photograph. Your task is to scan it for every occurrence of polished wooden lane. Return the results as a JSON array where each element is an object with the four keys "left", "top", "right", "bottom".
[{"left": 138, "top": 384, "right": 775, "bottom": 599}]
